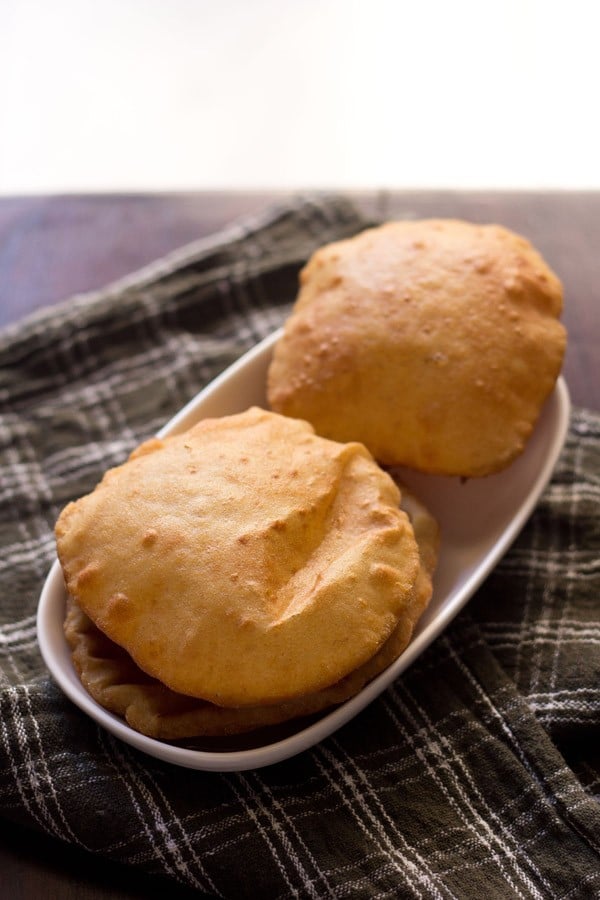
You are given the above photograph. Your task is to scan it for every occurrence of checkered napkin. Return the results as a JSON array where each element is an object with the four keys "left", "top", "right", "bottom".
[{"left": 1, "top": 196, "right": 599, "bottom": 899}]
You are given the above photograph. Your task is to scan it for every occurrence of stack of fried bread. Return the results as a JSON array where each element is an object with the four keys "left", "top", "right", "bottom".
[{"left": 57, "top": 408, "right": 438, "bottom": 739}]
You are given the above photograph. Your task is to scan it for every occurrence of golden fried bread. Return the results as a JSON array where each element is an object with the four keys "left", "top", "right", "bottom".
[
  {"left": 267, "top": 219, "right": 566, "bottom": 476},
  {"left": 63, "top": 485, "right": 438, "bottom": 739},
  {"left": 56, "top": 407, "right": 420, "bottom": 707}
]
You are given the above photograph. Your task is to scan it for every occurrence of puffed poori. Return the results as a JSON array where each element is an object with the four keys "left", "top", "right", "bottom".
[
  {"left": 63, "top": 487, "right": 438, "bottom": 739},
  {"left": 56, "top": 408, "right": 434, "bottom": 728},
  {"left": 267, "top": 219, "right": 566, "bottom": 477}
]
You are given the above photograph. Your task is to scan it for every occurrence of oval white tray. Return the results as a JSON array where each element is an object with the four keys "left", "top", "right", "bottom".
[{"left": 38, "top": 331, "right": 571, "bottom": 770}]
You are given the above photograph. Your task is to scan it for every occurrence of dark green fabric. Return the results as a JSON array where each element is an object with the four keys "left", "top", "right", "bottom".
[{"left": 1, "top": 196, "right": 599, "bottom": 899}]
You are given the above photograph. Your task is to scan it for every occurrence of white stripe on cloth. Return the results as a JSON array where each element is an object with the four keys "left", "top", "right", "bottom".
[
  {"left": 226, "top": 775, "right": 301, "bottom": 899},
  {"left": 384, "top": 687, "right": 548, "bottom": 900},
  {"left": 247, "top": 769, "right": 335, "bottom": 898},
  {"left": 315, "top": 742, "right": 450, "bottom": 900},
  {"left": 98, "top": 732, "right": 216, "bottom": 893},
  {"left": 331, "top": 736, "right": 461, "bottom": 900},
  {"left": 1, "top": 685, "right": 84, "bottom": 845},
  {"left": 441, "top": 638, "right": 600, "bottom": 858}
]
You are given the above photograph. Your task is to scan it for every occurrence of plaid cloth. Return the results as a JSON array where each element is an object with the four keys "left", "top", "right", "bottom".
[{"left": 0, "top": 196, "right": 599, "bottom": 899}]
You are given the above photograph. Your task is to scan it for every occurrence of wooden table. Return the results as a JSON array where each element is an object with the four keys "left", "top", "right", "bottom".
[
  {"left": 0, "top": 191, "right": 598, "bottom": 899},
  {"left": 1, "top": 191, "right": 598, "bottom": 411}
]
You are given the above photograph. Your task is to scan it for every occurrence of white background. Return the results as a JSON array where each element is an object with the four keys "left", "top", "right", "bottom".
[{"left": 1, "top": 0, "right": 599, "bottom": 194}]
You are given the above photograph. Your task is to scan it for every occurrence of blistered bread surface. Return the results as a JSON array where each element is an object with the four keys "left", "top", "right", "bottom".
[
  {"left": 63, "top": 483, "right": 438, "bottom": 739},
  {"left": 267, "top": 219, "right": 566, "bottom": 476},
  {"left": 56, "top": 407, "right": 420, "bottom": 707}
]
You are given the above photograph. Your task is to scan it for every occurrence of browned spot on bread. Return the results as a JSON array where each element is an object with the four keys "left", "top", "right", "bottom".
[{"left": 141, "top": 529, "right": 158, "bottom": 548}]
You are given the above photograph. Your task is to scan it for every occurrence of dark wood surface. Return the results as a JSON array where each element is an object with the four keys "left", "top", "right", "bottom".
[
  {"left": 0, "top": 191, "right": 598, "bottom": 899},
  {"left": 1, "top": 191, "right": 598, "bottom": 410}
]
